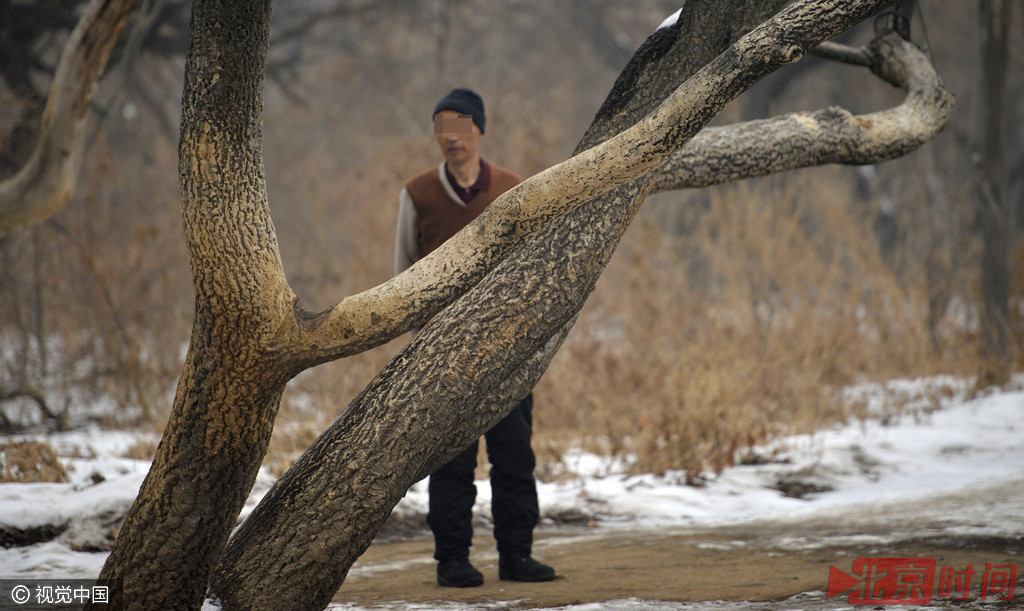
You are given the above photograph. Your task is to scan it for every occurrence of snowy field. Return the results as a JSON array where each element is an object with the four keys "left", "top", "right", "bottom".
[{"left": 2, "top": 375, "right": 1022, "bottom": 610}]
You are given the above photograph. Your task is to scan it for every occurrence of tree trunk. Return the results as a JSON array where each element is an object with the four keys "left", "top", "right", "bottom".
[
  {"left": 975, "top": 0, "right": 1013, "bottom": 387},
  {"left": 94, "top": 1, "right": 300, "bottom": 608}
]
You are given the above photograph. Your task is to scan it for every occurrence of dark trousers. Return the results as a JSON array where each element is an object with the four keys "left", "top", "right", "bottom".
[{"left": 428, "top": 393, "right": 539, "bottom": 561}]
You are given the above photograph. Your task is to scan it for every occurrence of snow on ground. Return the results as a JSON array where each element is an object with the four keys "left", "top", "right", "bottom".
[
  {"left": 526, "top": 376, "right": 1023, "bottom": 536},
  {"left": 2, "top": 376, "right": 1022, "bottom": 609},
  {"left": 387, "top": 375, "right": 1022, "bottom": 544}
]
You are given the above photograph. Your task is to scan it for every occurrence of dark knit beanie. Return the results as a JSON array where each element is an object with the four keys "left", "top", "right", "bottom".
[{"left": 432, "top": 88, "right": 486, "bottom": 134}]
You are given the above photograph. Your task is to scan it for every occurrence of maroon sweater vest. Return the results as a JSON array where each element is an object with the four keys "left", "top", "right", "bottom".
[{"left": 405, "top": 163, "right": 521, "bottom": 259}]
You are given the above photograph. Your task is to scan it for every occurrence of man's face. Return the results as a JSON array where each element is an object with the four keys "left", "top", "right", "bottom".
[{"left": 434, "top": 110, "right": 481, "bottom": 165}]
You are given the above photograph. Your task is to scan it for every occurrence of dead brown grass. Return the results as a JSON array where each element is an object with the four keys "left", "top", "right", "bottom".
[
  {"left": 535, "top": 169, "right": 974, "bottom": 480},
  {"left": 264, "top": 344, "right": 401, "bottom": 478},
  {"left": 0, "top": 440, "right": 69, "bottom": 483},
  {"left": 0, "top": 132, "right": 983, "bottom": 487},
  {"left": 121, "top": 437, "right": 159, "bottom": 462},
  {"left": 0, "top": 136, "right": 189, "bottom": 431}
]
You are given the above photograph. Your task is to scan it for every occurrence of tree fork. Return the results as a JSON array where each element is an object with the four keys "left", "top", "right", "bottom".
[
  {"left": 209, "top": 1, "right": 905, "bottom": 608},
  {"left": 651, "top": 31, "right": 953, "bottom": 192}
]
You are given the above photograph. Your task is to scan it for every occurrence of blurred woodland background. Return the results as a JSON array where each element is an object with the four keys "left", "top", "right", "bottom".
[{"left": 1, "top": 0, "right": 1022, "bottom": 480}]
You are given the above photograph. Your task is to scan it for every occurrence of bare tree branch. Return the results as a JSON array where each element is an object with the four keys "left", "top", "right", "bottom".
[
  {"left": 651, "top": 31, "right": 953, "bottom": 192},
  {"left": 0, "top": 0, "right": 140, "bottom": 235}
]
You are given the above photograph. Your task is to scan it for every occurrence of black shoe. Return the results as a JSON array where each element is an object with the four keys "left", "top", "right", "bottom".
[
  {"left": 437, "top": 557, "right": 484, "bottom": 587},
  {"left": 498, "top": 555, "right": 556, "bottom": 582}
]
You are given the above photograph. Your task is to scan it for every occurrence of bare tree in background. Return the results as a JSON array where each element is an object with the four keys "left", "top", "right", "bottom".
[
  {"left": 0, "top": 0, "right": 952, "bottom": 609},
  {"left": 0, "top": 0, "right": 139, "bottom": 234},
  {"left": 975, "top": 0, "right": 1015, "bottom": 386},
  {"left": 0, "top": 0, "right": 379, "bottom": 228}
]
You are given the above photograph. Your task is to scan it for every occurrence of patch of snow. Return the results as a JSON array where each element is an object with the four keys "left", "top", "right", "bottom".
[
  {"left": 658, "top": 9, "right": 682, "bottom": 31},
  {"left": 516, "top": 377, "right": 1022, "bottom": 536}
]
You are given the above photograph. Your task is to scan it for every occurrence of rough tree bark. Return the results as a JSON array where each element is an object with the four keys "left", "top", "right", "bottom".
[
  {"left": 78, "top": 0, "right": 953, "bottom": 609},
  {"left": 0, "top": 0, "right": 140, "bottom": 235}
]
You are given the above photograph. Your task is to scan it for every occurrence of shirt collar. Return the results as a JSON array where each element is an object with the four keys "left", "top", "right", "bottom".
[{"left": 445, "top": 159, "right": 491, "bottom": 203}]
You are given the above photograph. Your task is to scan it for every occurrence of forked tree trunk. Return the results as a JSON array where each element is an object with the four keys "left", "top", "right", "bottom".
[{"left": 97, "top": 0, "right": 790, "bottom": 606}]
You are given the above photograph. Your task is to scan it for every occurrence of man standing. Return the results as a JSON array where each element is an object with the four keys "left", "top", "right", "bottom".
[{"left": 394, "top": 88, "right": 556, "bottom": 588}]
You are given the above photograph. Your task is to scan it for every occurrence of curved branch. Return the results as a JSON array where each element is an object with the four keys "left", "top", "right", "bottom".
[
  {"left": 0, "top": 0, "right": 140, "bottom": 235},
  {"left": 651, "top": 31, "right": 953, "bottom": 192},
  {"left": 282, "top": 0, "right": 899, "bottom": 369}
]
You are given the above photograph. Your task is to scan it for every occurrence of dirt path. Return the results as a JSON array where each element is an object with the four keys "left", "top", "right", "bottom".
[{"left": 335, "top": 512, "right": 1024, "bottom": 609}]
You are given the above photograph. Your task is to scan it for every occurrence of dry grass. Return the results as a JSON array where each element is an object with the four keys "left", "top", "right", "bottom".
[
  {"left": 0, "top": 137, "right": 189, "bottom": 431},
  {"left": 0, "top": 129, "right": 988, "bottom": 485},
  {"left": 121, "top": 437, "right": 159, "bottom": 462},
  {"left": 0, "top": 440, "right": 69, "bottom": 483},
  {"left": 535, "top": 169, "right": 974, "bottom": 480},
  {"left": 264, "top": 345, "right": 401, "bottom": 477}
]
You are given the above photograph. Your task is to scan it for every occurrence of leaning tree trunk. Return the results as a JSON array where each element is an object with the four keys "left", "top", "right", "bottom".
[
  {"left": 95, "top": 0, "right": 796, "bottom": 607},
  {"left": 207, "top": 1, "right": 936, "bottom": 608}
]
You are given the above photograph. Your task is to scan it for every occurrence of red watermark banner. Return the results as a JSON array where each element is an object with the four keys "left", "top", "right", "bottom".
[{"left": 828, "top": 557, "right": 1018, "bottom": 605}]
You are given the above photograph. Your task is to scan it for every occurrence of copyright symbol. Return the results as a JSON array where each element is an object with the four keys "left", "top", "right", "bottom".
[{"left": 10, "top": 584, "right": 31, "bottom": 604}]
